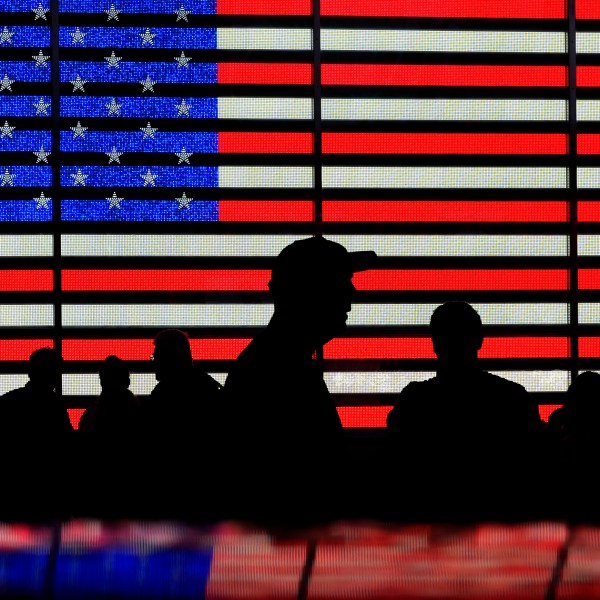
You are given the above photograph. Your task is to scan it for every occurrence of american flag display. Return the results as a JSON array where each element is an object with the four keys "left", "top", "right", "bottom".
[{"left": 1, "top": 0, "right": 599, "bottom": 429}]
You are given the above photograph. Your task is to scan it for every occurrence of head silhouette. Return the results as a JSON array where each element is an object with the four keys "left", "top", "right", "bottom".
[
  {"left": 99, "top": 355, "right": 130, "bottom": 393},
  {"left": 28, "top": 347, "right": 62, "bottom": 390},
  {"left": 566, "top": 371, "right": 600, "bottom": 426},
  {"left": 268, "top": 236, "right": 377, "bottom": 345},
  {"left": 430, "top": 301, "right": 483, "bottom": 367},
  {"left": 152, "top": 329, "right": 194, "bottom": 381}
]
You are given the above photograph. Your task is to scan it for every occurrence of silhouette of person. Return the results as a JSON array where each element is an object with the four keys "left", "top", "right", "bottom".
[
  {"left": 550, "top": 371, "right": 600, "bottom": 522},
  {"left": 77, "top": 355, "right": 140, "bottom": 518},
  {"left": 0, "top": 347, "right": 74, "bottom": 521},
  {"left": 222, "top": 236, "right": 377, "bottom": 525},
  {"left": 138, "top": 328, "right": 223, "bottom": 520},
  {"left": 386, "top": 301, "right": 543, "bottom": 522}
]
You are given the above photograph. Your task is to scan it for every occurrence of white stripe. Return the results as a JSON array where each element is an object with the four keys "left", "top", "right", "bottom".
[
  {"left": 0, "top": 305, "right": 54, "bottom": 327},
  {"left": 62, "top": 372, "right": 226, "bottom": 396},
  {"left": 325, "top": 371, "right": 434, "bottom": 394},
  {"left": 328, "top": 234, "right": 568, "bottom": 257},
  {"left": 218, "top": 97, "right": 313, "bottom": 120},
  {"left": 217, "top": 28, "right": 312, "bottom": 50},
  {"left": 0, "top": 235, "right": 52, "bottom": 257},
  {"left": 219, "top": 167, "right": 313, "bottom": 188},
  {"left": 60, "top": 302, "right": 568, "bottom": 328},
  {"left": 577, "top": 304, "right": 600, "bottom": 324},
  {"left": 325, "top": 371, "right": 569, "bottom": 394},
  {"left": 576, "top": 32, "right": 600, "bottom": 54},
  {"left": 0, "top": 375, "right": 28, "bottom": 396},
  {"left": 323, "top": 167, "right": 568, "bottom": 189},
  {"left": 576, "top": 100, "right": 600, "bottom": 121},
  {"left": 347, "top": 304, "right": 569, "bottom": 326},
  {"left": 322, "top": 98, "right": 567, "bottom": 122},
  {"left": 322, "top": 30, "right": 566, "bottom": 53},
  {"left": 489, "top": 371, "right": 569, "bottom": 393},
  {"left": 61, "top": 234, "right": 307, "bottom": 257},
  {"left": 577, "top": 168, "right": 600, "bottom": 188},
  {"left": 578, "top": 235, "right": 600, "bottom": 256},
  {"left": 62, "top": 304, "right": 274, "bottom": 327}
]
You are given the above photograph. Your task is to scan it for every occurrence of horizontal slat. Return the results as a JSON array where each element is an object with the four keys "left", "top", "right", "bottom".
[
  {"left": 217, "top": 28, "right": 312, "bottom": 50},
  {"left": 0, "top": 236, "right": 52, "bottom": 257},
  {"left": 60, "top": 234, "right": 568, "bottom": 258},
  {"left": 218, "top": 98, "right": 313, "bottom": 120},
  {"left": 60, "top": 303, "right": 569, "bottom": 328},
  {"left": 328, "top": 235, "right": 569, "bottom": 257},
  {"left": 321, "top": 0, "right": 565, "bottom": 18},
  {"left": 322, "top": 201, "right": 568, "bottom": 223},
  {"left": 322, "top": 99, "right": 568, "bottom": 122},
  {"left": 61, "top": 371, "right": 567, "bottom": 397},
  {"left": 322, "top": 30, "right": 566, "bottom": 53},
  {"left": 0, "top": 305, "right": 54, "bottom": 327},
  {"left": 219, "top": 167, "right": 313, "bottom": 188},
  {"left": 61, "top": 235, "right": 305, "bottom": 257},
  {"left": 62, "top": 372, "right": 227, "bottom": 396},
  {"left": 347, "top": 303, "right": 569, "bottom": 326},
  {"left": 323, "top": 168, "right": 568, "bottom": 189},
  {"left": 325, "top": 371, "right": 569, "bottom": 393},
  {"left": 61, "top": 304, "right": 274, "bottom": 328}
]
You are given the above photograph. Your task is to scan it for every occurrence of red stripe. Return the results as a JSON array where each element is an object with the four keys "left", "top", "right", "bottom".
[
  {"left": 352, "top": 270, "right": 568, "bottom": 291},
  {"left": 577, "top": 67, "right": 600, "bottom": 87},
  {"left": 0, "top": 340, "right": 54, "bottom": 361},
  {"left": 218, "top": 63, "right": 312, "bottom": 85},
  {"left": 321, "top": 0, "right": 565, "bottom": 18},
  {"left": 62, "top": 269, "right": 568, "bottom": 292},
  {"left": 579, "top": 202, "right": 600, "bottom": 222},
  {"left": 539, "top": 405, "right": 562, "bottom": 423},
  {"left": 61, "top": 270, "right": 271, "bottom": 291},
  {"left": 62, "top": 339, "right": 251, "bottom": 361},
  {"left": 337, "top": 405, "right": 561, "bottom": 428},
  {"left": 219, "top": 200, "right": 314, "bottom": 222},
  {"left": 578, "top": 270, "right": 600, "bottom": 290},
  {"left": 217, "top": 0, "right": 311, "bottom": 15},
  {"left": 0, "top": 270, "right": 53, "bottom": 292},
  {"left": 322, "top": 65, "right": 567, "bottom": 87},
  {"left": 337, "top": 406, "right": 391, "bottom": 428},
  {"left": 68, "top": 408, "right": 84, "bottom": 431},
  {"left": 219, "top": 132, "right": 313, "bottom": 154},
  {"left": 577, "top": 0, "right": 600, "bottom": 19},
  {"left": 324, "top": 337, "right": 569, "bottom": 359},
  {"left": 580, "top": 338, "right": 600, "bottom": 358},
  {"left": 322, "top": 201, "right": 568, "bottom": 222},
  {"left": 322, "top": 133, "right": 567, "bottom": 155},
  {"left": 578, "top": 134, "right": 600, "bottom": 154}
]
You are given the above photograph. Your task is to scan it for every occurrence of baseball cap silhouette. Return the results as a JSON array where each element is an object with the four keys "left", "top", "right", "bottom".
[{"left": 268, "top": 236, "right": 377, "bottom": 292}]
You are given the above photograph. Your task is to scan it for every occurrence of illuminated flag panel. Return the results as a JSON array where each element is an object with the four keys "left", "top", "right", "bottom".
[{"left": 1, "top": 0, "right": 600, "bottom": 430}]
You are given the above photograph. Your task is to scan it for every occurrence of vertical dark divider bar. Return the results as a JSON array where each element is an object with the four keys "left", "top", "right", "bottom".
[
  {"left": 568, "top": 0, "right": 579, "bottom": 384},
  {"left": 314, "top": 0, "right": 325, "bottom": 370},
  {"left": 50, "top": 0, "right": 62, "bottom": 387},
  {"left": 313, "top": 0, "right": 322, "bottom": 235}
]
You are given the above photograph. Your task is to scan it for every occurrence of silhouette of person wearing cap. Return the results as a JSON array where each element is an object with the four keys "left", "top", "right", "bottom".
[
  {"left": 222, "top": 236, "right": 377, "bottom": 526},
  {"left": 0, "top": 347, "right": 74, "bottom": 520},
  {"left": 386, "top": 301, "right": 543, "bottom": 522},
  {"left": 139, "top": 329, "right": 223, "bottom": 520}
]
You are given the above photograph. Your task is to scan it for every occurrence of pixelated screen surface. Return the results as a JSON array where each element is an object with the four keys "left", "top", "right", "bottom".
[{"left": 1, "top": 0, "right": 599, "bottom": 427}]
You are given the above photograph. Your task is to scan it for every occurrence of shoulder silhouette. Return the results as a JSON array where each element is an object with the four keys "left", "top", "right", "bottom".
[
  {"left": 386, "top": 301, "right": 543, "bottom": 521},
  {"left": 0, "top": 347, "right": 74, "bottom": 520},
  {"left": 138, "top": 329, "right": 223, "bottom": 520},
  {"left": 77, "top": 355, "right": 141, "bottom": 519},
  {"left": 222, "top": 236, "right": 377, "bottom": 525}
]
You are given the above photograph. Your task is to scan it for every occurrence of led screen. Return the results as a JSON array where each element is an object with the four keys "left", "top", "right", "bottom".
[{"left": 1, "top": 0, "right": 600, "bottom": 428}]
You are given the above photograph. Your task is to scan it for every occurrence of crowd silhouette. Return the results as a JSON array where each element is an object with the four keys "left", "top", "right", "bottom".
[{"left": 0, "top": 236, "right": 597, "bottom": 526}]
